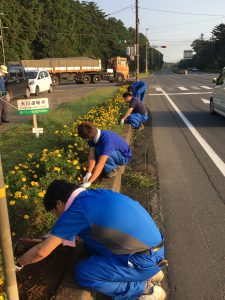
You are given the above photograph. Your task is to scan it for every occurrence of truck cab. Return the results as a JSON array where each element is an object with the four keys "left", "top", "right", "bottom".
[{"left": 108, "top": 57, "right": 129, "bottom": 82}]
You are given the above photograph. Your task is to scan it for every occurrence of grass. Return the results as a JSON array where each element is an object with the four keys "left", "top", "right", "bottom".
[
  {"left": 0, "top": 87, "right": 118, "bottom": 173},
  {"left": 122, "top": 168, "right": 158, "bottom": 191}
]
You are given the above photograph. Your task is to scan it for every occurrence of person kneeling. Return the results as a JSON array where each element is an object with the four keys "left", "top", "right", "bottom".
[
  {"left": 16, "top": 179, "right": 167, "bottom": 300},
  {"left": 121, "top": 92, "right": 148, "bottom": 131},
  {"left": 77, "top": 122, "right": 132, "bottom": 188}
]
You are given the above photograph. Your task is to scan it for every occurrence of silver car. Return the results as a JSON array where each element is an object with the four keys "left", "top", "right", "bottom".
[{"left": 210, "top": 68, "right": 225, "bottom": 116}]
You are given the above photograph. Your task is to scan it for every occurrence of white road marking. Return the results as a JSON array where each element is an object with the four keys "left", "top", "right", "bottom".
[
  {"left": 161, "top": 88, "right": 225, "bottom": 177},
  {"left": 201, "top": 98, "right": 210, "bottom": 104},
  {"left": 156, "top": 87, "right": 163, "bottom": 92},
  {"left": 178, "top": 87, "right": 188, "bottom": 91},
  {"left": 192, "top": 86, "right": 201, "bottom": 90},
  {"left": 200, "top": 86, "right": 212, "bottom": 90},
  {"left": 148, "top": 92, "right": 212, "bottom": 96}
]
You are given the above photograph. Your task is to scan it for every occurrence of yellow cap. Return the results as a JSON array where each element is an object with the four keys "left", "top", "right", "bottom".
[{"left": 0, "top": 65, "right": 8, "bottom": 74}]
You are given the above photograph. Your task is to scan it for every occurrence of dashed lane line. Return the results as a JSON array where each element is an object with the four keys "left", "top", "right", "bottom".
[{"left": 201, "top": 98, "right": 210, "bottom": 104}]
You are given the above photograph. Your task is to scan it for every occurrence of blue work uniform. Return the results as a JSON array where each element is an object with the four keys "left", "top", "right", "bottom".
[
  {"left": 88, "top": 130, "right": 132, "bottom": 174},
  {"left": 127, "top": 97, "right": 148, "bottom": 128},
  {"left": 0, "top": 77, "right": 8, "bottom": 123},
  {"left": 51, "top": 189, "right": 165, "bottom": 300},
  {"left": 131, "top": 81, "right": 147, "bottom": 103}
]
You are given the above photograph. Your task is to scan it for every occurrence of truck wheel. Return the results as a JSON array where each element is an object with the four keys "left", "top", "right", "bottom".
[
  {"left": 116, "top": 73, "right": 124, "bottom": 83},
  {"left": 35, "top": 86, "right": 39, "bottom": 96},
  {"left": 24, "top": 88, "right": 30, "bottom": 99},
  {"left": 92, "top": 75, "right": 101, "bottom": 84},
  {"left": 52, "top": 76, "right": 59, "bottom": 86},
  {"left": 82, "top": 75, "right": 91, "bottom": 84}
]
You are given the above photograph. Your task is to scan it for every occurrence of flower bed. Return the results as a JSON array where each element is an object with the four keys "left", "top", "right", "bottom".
[{"left": 4, "top": 86, "right": 127, "bottom": 240}]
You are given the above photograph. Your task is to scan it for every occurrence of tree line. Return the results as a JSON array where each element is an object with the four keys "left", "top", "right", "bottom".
[
  {"left": 177, "top": 23, "right": 225, "bottom": 71},
  {"left": 0, "top": 0, "right": 163, "bottom": 72}
]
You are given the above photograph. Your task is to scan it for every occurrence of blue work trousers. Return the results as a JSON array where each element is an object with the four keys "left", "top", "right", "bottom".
[
  {"left": 96, "top": 150, "right": 131, "bottom": 174},
  {"left": 75, "top": 247, "right": 164, "bottom": 300},
  {"left": 126, "top": 113, "right": 148, "bottom": 128}
]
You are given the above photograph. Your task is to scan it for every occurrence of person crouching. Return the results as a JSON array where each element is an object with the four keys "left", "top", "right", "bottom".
[
  {"left": 120, "top": 92, "right": 149, "bottom": 131},
  {"left": 77, "top": 122, "right": 132, "bottom": 188}
]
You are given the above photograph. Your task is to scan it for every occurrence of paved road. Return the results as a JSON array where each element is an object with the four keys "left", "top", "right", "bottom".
[
  {"left": 145, "top": 71, "right": 225, "bottom": 299},
  {"left": 0, "top": 81, "right": 117, "bottom": 133}
]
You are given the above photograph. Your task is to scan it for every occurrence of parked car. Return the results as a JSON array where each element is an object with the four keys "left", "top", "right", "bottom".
[
  {"left": 26, "top": 70, "right": 53, "bottom": 96},
  {"left": 5, "top": 65, "right": 30, "bottom": 102},
  {"left": 210, "top": 68, "right": 225, "bottom": 117}
]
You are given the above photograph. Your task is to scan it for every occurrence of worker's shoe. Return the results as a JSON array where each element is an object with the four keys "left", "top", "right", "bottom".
[
  {"left": 149, "top": 270, "right": 165, "bottom": 284},
  {"left": 106, "top": 168, "right": 119, "bottom": 178},
  {"left": 139, "top": 285, "right": 166, "bottom": 300},
  {"left": 1, "top": 119, "right": 9, "bottom": 123}
]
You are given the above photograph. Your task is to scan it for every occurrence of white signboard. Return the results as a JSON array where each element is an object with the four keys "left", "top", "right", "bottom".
[
  {"left": 32, "top": 128, "right": 44, "bottom": 134},
  {"left": 17, "top": 98, "right": 49, "bottom": 110}
]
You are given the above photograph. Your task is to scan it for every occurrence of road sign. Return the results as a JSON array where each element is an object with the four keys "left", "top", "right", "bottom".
[
  {"left": 32, "top": 128, "right": 43, "bottom": 134},
  {"left": 17, "top": 98, "right": 49, "bottom": 116}
]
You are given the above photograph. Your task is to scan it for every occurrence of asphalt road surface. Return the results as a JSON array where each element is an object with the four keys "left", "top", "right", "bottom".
[{"left": 145, "top": 71, "right": 225, "bottom": 299}]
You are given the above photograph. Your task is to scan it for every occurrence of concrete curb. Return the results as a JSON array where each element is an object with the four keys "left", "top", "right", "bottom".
[{"left": 53, "top": 124, "right": 132, "bottom": 300}]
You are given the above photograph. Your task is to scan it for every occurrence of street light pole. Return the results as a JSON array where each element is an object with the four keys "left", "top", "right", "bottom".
[
  {"left": 135, "top": 0, "right": 139, "bottom": 81},
  {"left": 145, "top": 28, "right": 149, "bottom": 74},
  {"left": 0, "top": 13, "right": 6, "bottom": 64}
]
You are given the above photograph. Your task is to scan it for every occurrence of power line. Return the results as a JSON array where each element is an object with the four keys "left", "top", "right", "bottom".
[
  {"left": 139, "top": 7, "right": 225, "bottom": 17},
  {"left": 149, "top": 17, "right": 225, "bottom": 30},
  {"left": 106, "top": 5, "right": 134, "bottom": 16}
]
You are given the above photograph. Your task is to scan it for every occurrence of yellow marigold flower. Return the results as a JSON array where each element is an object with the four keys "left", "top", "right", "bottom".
[
  {"left": 83, "top": 166, "right": 87, "bottom": 171},
  {"left": 54, "top": 167, "right": 61, "bottom": 172},
  {"left": 12, "top": 232, "right": 16, "bottom": 236},
  {"left": 4, "top": 184, "right": 9, "bottom": 189},
  {"left": 54, "top": 150, "right": 60, "bottom": 154},
  {"left": 55, "top": 130, "right": 59, "bottom": 134},
  {"left": 68, "top": 145, "right": 73, "bottom": 149},
  {"left": 67, "top": 160, "right": 71, "bottom": 163},
  {"left": 14, "top": 166, "right": 19, "bottom": 170},
  {"left": 76, "top": 166, "right": 80, "bottom": 170},
  {"left": 77, "top": 177, "right": 81, "bottom": 181},
  {"left": 63, "top": 125, "right": 68, "bottom": 128},
  {"left": 33, "top": 174, "right": 38, "bottom": 178},
  {"left": 21, "top": 177, "right": 26, "bottom": 182},
  {"left": 57, "top": 154, "right": 62, "bottom": 158},
  {"left": 10, "top": 170, "right": 15, "bottom": 174},
  {"left": 73, "top": 160, "right": 78, "bottom": 165},
  {"left": 36, "top": 164, "right": 40, "bottom": 168},
  {"left": 42, "top": 148, "right": 48, "bottom": 153},
  {"left": 31, "top": 181, "right": 39, "bottom": 187},
  {"left": 38, "top": 191, "right": 45, "bottom": 198},
  {"left": 9, "top": 200, "right": 16, "bottom": 206},
  {"left": 22, "top": 195, "right": 29, "bottom": 200},
  {"left": 24, "top": 214, "right": 29, "bottom": 220},
  {"left": 14, "top": 191, "right": 22, "bottom": 199}
]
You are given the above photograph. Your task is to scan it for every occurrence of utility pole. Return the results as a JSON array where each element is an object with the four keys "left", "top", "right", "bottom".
[
  {"left": 0, "top": 156, "right": 19, "bottom": 300},
  {"left": 145, "top": 28, "right": 149, "bottom": 74},
  {"left": 0, "top": 13, "right": 6, "bottom": 64},
  {"left": 135, "top": 0, "right": 139, "bottom": 81}
]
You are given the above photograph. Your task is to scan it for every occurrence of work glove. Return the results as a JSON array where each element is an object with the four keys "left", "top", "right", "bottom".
[
  {"left": 83, "top": 172, "right": 92, "bottom": 182},
  {"left": 15, "top": 259, "right": 24, "bottom": 272},
  {"left": 120, "top": 118, "right": 125, "bottom": 125},
  {"left": 80, "top": 182, "right": 91, "bottom": 189}
]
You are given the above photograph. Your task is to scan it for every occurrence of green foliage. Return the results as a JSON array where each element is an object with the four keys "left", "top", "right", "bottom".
[{"left": 177, "top": 24, "right": 225, "bottom": 70}]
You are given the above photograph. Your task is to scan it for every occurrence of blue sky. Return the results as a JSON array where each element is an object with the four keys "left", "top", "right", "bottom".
[{"left": 84, "top": 0, "right": 225, "bottom": 62}]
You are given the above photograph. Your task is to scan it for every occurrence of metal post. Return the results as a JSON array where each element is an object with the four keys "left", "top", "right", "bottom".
[
  {"left": 145, "top": 28, "right": 149, "bottom": 74},
  {"left": 0, "top": 13, "right": 6, "bottom": 65},
  {"left": 0, "top": 156, "right": 19, "bottom": 300},
  {"left": 135, "top": 0, "right": 139, "bottom": 81}
]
